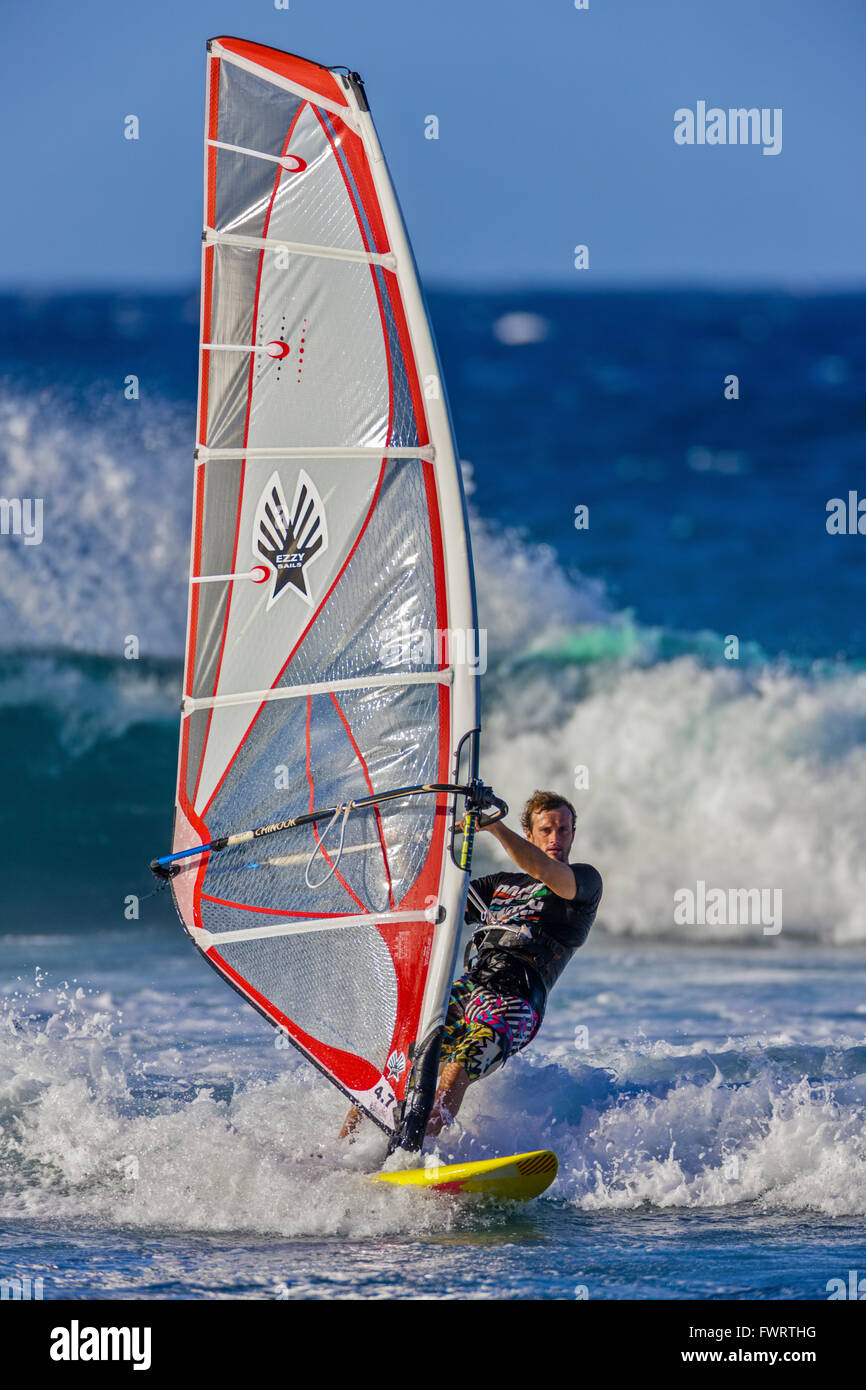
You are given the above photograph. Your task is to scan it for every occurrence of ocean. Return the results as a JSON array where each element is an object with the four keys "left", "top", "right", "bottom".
[{"left": 1, "top": 287, "right": 865, "bottom": 1301}]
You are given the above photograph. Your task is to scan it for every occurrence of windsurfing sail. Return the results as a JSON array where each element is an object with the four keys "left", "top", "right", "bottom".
[{"left": 162, "top": 37, "right": 486, "bottom": 1150}]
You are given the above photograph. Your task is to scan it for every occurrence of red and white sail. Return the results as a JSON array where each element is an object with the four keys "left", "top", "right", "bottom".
[{"left": 169, "top": 38, "right": 478, "bottom": 1135}]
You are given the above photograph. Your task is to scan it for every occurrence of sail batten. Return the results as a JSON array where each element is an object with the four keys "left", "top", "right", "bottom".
[
  {"left": 204, "top": 228, "right": 397, "bottom": 268},
  {"left": 170, "top": 38, "right": 478, "bottom": 1143},
  {"left": 183, "top": 669, "right": 453, "bottom": 713},
  {"left": 195, "top": 446, "right": 436, "bottom": 460},
  {"left": 192, "top": 908, "right": 435, "bottom": 949}
]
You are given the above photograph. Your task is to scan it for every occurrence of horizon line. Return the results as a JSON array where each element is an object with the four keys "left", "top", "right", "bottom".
[{"left": 1, "top": 276, "right": 865, "bottom": 298}]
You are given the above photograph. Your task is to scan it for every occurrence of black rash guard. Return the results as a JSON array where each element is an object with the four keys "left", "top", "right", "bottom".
[{"left": 464, "top": 863, "right": 603, "bottom": 1021}]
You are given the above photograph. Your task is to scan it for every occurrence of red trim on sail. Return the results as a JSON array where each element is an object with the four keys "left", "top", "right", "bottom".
[
  {"left": 324, "top": 113, "right": 428, "bottom": 449},
  {"left": 215, "top": 37, "right": 348, "bottom": 108},
  {"left": 174, "top": 717, "right": 214, "bottom": 932},
  {"left": 378, "top": 917, "right": 435, "bottom": 1097},
  {"left": 318, "top": 113, "right": 389, "bottom": 257},
  {"left": 317, "top": 108, "right": 399, "bottom": 467},
  {"left": 304, "top": 695, "right": 366, "bottom": 910},
  {"left": 329, "top": 692, "right": 396, "bottom": 912},
  {"left": 205, "top": 56, "right": 219, "bottom": 229}
]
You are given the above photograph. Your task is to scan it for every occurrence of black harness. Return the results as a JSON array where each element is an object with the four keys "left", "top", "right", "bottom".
[{"left": 464, "top": 924, "right": 574, "bottom": 1021}]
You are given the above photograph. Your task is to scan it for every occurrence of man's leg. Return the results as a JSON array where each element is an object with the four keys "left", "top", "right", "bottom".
[
  {"left": 426, "top": 990, "right": 540, "bottom": 1139},
  {"left": 425, "top": 1061, "right": 471, "bottom": 1138},
  {"left": 338, "top": 979, "right": 472, "bottom": 1142},
  {"left": 340, "top": 1061, "right": 471, "bottom": 1142}
]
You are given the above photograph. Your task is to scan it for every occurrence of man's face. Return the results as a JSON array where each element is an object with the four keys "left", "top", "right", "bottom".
[{"left": 527, "top": 806, "right": 575, "bottom": 863}]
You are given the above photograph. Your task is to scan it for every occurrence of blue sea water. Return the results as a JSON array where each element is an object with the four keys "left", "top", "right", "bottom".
[{"left": 1, "top": 288, "right": 866, "bottom": 1301}]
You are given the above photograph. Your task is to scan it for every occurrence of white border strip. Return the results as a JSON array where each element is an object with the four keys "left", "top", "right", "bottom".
[
  {"left": 183, "top": 668, "right": 452, "bottom": 714},
  {"left": 204, "top": 228, "right": 395, "bottom": 269}
]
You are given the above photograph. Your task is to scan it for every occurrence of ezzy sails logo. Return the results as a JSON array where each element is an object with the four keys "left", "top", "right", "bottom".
[
  {"left": 385, "top": 1050, "right": 407, "bottom": 1082},
  {"left": 253, "top": 470, "right": 328, "bottom": 611}
]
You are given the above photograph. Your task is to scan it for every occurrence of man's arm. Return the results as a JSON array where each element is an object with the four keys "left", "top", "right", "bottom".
[{"left": 481, "top": 820, "right": 577, "bottom": 899}]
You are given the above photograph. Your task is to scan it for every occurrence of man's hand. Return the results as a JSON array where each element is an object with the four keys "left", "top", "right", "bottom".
[{"left": 456, "top": 810, "right": 500, "bottom": 833}]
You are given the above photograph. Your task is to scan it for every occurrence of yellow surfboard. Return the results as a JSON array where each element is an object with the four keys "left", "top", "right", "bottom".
[{"left": 371, "top": 1149, "right": 558, "bottom": 1202}]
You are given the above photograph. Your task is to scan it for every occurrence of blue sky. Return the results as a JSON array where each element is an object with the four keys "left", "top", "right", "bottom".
[{"left": 2, "top": 0, "right": 864, "bottom": 289}]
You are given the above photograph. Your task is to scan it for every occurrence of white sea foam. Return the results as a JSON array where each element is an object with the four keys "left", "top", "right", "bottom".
[
  {"left": 0, "top": 388, "right": 190, "bottom": 657},
  {"left": 4, "top": 968, "right": 866, "bottom": 1233},
  {"left": 478, "top": 653, "right": 866, "bottom": 942},
  {"left": 0, "top": 981, "right": 457, "bottom": 1239}
]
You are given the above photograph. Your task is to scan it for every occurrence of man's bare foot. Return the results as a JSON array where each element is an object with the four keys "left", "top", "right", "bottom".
[{"left": 339, "top": 1105, "right": 362, "bottom": 1141}]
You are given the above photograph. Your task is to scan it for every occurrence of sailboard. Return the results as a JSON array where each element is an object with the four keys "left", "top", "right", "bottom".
[
  {"left": 371, "top": 1150, "right": 559, "bottom": 1202},
  {"left": 153, "top": 37, "right": 503, "bottom": 1152}
]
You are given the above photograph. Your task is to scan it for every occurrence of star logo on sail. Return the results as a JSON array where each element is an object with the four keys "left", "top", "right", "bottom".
[
  {"left": 252, "top": 470, "right": 328, "bottom": 611},
  {"left": 385, "top": 1050, "right": 407, "bottom": 1081}
]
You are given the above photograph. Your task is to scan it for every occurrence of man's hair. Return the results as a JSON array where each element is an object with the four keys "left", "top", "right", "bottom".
[{"left": 521, "top": 789, "right": 577, "bottom": 835}]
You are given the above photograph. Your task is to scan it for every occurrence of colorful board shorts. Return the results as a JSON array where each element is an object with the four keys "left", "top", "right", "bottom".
[{"left": 439, "top": 976, "right": 540, "bottom": 1082}]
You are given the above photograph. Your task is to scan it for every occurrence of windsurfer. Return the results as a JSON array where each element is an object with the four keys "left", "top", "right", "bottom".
[{"left": 340, "top": 789, "right": 602, "bottom": 1142}]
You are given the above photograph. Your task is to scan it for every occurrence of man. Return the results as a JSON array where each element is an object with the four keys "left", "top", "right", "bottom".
[
  {"left": 425, "top": 789, "right": 602, "bottom": 1136},
  {"left": 340, "top": 789, "right": 601, "bottom": 1142}
]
